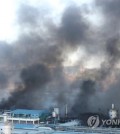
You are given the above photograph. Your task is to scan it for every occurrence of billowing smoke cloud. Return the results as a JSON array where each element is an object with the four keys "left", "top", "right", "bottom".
[
  {"left": 0, "top": 3, "right": 90, "bottom": 111},
  {"left": 0, "top": 64, "right": 50, "bottom": 109},
  {"left": 87, "top": 0, "right": 120, "bottom": 113},
  {"left": 59, "top": 6, "right": 88, "bottom": 45},
  {"left": 0, "top": 72, "right": 8, "bottom": 89},
  {"left": 71, "top": 79, "right": 96, "bottom": 115},
  {"left": 70, "top": 0, "right": 120, "bottom": 114},
  {"left": 96, "top": 0, "right": 120, "bottom": 36},
  {"left": 0, "top": 0, "right": 120, "bottom": 117}
]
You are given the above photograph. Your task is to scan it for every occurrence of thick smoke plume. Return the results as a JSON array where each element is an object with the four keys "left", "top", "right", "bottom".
[
  {"left": 0, "top": 4, "right": 89, "bottom": 110},
  {"left": 71, "top": 80, "right": 96, "bottom": 115},
  {"left": 0, "top": 0, "right": 120, "bottom": 116},
  {"left": 0, "top": 64, "right": 50, "bottom": 109},
  {"left": 59, "top": 6, "right": 88, "bottom": 45}
]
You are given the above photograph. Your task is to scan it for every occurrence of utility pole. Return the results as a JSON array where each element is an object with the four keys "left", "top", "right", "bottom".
[{"left": 65, "top": 104, "right": 68, "bottom": 118}]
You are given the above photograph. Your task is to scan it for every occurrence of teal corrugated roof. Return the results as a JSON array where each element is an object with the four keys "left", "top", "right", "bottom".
[
  {"left": 14, "top": 124, "right": 36, "bottom": 129},
  {"left": 11, "top": 109, "right": 49, "bottom": 116}
]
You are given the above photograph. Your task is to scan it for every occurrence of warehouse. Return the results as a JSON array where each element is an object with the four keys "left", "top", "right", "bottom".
[{"left": 6, "top": 109, "right": 50, "bottom": 124}]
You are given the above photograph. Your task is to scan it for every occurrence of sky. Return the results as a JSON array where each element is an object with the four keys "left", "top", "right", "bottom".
[
  {"left": 0, "top": 0, "right": 20, "bottom": 42},
  {"left": 0, "top": 0, "right": 95, "bottom": 43},
  {"left": 0, "top": 0, "right": 104, "bottom": 68}
]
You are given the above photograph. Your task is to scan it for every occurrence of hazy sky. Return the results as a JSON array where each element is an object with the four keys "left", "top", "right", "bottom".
[
  {"left": 0, "top": 0, "right": 96, "bottom": 42},
  {"left": 0, "top": 0, "right": 104, "bottom": 68}
]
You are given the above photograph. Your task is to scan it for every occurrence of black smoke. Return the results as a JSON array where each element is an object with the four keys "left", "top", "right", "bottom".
[
  {"left": 0, "top": 0, "right": 120, "bottom": 116},
  {"left": 0, "top": 3, "right": 90, "bottom": 110},
  {"left": 0, "top": 64, "right": 50, "bottom": 109},
  {"left": 59, "top": 6, "right": 88, "bottom": 45},
  {"left": 21, "top": 64, "right": 50, "bottom": 89},
  {"left": 71, "top": 79, "right": 96, "bottom": 115},
  {"left": 0, "top": 72, "right": 8, "bottom": 89}
]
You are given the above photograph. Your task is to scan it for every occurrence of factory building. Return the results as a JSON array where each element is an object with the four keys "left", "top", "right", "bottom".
[{"left": 1, "top": 109, "right": 50, "bottom": 125}]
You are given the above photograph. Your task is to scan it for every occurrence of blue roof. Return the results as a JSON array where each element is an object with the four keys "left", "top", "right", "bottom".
[
  {"left": 14, "top": 124, "right": 36, "bottom": 129},
  {"left": 11, "top": 109, "right": 49, "bottom": 116}
]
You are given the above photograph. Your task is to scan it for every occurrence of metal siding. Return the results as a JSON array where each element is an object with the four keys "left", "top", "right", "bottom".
[{"left": 11, "top": 109, "right": 49, "bottom": 117}]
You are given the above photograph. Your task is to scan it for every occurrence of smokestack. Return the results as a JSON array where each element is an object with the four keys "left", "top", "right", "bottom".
[
  {"left": 112, "top": 103, "right": 115, "bottom": 109},
  {"left": 65, "top": 104, "right": 68, "bottom": 117}
]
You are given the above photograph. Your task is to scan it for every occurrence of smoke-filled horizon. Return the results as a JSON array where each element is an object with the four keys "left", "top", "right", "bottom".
[{"left": 0, "top": 0, "right": 120, "bottom": 116}]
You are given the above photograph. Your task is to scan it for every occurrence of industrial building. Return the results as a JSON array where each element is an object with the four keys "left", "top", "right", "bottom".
[{"left": 0, "top": 109, "right": 50, "bottom": 124}]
